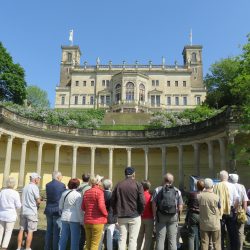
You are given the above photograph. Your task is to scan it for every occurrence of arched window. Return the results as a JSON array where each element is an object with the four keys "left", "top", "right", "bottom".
[
  {"left": 115, "top": 84, "right": 121, "bottom": 103},
  {"left": 126, "top": 82, "right": 134, "bottom": 101},
  {"left": 191, "top": 52, "right": 197, "bottom": 62},
  {"left": 139, "top": 84, "right": 145, "bottom": 102}
]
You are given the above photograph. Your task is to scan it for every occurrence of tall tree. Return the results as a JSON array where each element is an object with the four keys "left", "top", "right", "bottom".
[
  {"left": 26, "top": 85, "right": 50, "bottom": 108},
  {"left": 0, "top": 42, "right": 27, "bottom": 104}
]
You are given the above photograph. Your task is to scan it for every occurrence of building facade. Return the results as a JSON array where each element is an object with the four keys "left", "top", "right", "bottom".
[{"left": 55, "top": 45, "right": 206, "bottom": 112}]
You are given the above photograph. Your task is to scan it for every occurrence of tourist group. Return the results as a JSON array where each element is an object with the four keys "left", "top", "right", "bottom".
[{"left": 0, "top": 167, "right": 250, "bottom": 250}]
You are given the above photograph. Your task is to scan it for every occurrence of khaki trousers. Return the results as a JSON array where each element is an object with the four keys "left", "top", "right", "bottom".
[
  {"left": 238, "top": 223, "right": 245, "bottom": 250},
  {"left": 85, "top": 224, "right": 104, "bottom": 250},
  {"left": 137, "top": 219, "right": 154, "bottom": 250},
  {"left": 0, "top": 221, "right": 15, "bottom": 248},
  {"left": 200, "top": 230, "right": 221, "bottom": 250}
]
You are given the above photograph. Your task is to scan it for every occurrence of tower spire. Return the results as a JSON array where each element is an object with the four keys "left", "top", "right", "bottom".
[
  {"left": 189, "top": 29, "right": 193, "bottom": 46},
  {"left": 69, "top": 29, "right": 74, "bottom": 46}
]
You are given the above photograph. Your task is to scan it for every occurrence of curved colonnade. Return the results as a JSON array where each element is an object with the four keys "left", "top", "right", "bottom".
[{"left": 0, "top": 106, "right": 242, "bottom": 190}]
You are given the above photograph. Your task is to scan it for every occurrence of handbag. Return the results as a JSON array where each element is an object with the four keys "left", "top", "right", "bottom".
[
  {"left": 237, "top": 207, "right": 247, "bottom": 224},
  {"left": 57, "top": 190, "right": 73, "bottom": 229}
]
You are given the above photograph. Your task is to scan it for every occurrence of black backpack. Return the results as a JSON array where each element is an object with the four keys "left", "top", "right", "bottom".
[{"left": 157, "top": 186, "right": 177, "bottom": 215}]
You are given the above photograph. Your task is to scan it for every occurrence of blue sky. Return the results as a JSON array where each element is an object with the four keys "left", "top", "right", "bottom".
[{"left": 0, "top": 0, "right": 249, "bottom": 107}]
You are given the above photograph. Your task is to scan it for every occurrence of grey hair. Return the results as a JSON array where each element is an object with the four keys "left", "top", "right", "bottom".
[
  {"left": 52, "top": 171, "right": 62, "bottom": 180},
  {"left": 204, "top": 178, "right": 214, "bottom": 189},
  {"left": 219, "top": 170, "right": 229, "bottom": 181},
  {"left": 103, "top": 179, "right": 112, "bottom": 190},
  {"left": 6, "top": 177, "right": 16, "bottom": 189}
]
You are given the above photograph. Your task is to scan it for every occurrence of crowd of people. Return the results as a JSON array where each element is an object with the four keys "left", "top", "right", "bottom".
[{"left": 0, "top": 167, "right": 250, "bottom": 250}]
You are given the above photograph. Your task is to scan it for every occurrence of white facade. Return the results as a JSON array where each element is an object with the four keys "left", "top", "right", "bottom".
[{"left": 55, "top": 45, "right": 206, "bottom": 112}]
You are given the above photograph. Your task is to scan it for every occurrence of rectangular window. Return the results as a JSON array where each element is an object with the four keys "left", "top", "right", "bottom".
[
  {"left": 183, "top": 96, "right": 187, "bottom": 105},
  {"left": 175, "top": 96, "right": 179, "bottom": 106},
  {"left": 90, "top": 96, "right": 94, "bottom": 105},
  {"left": 61, "top": 96, "right": 65, "bottom": 105},
  {"left": 82, "top": 96, "right": 86, "bottom": 105},
  {"left": 83, "top": 81, "right": 86, "bottom": 86},
  {"left": 152, "top": 80, "right": 155, "bottom": 86},
  {"left": 100, "top": 95, "right": 105, "bottom": 105},
  {"left": 74, "top": 96, "right": 78, "bottom": 105},
  {"left": 196, "top": 96, "right": 201, "bottom": 105},
  {"left": 75, "top": 81, "right": 79, "bottom": 86},
  {"left": 156, "top": 95, "right": 160, "bottom": 106},
  {"left": 167, "top": 96, "right": 171, "bottom": 106},
  {"left": 175, "top": 81, "right": 178, "bottom": 87},
  {"left": 102, "top": 80, "right": 105, "bottom": 86},
  {"left": 151, "top": 96, "right": 155, "bottom": 106},
  {"left": 183, "top": 81, "right": 187, "bottom": 87},
  {"left": 91, "top": 81, "right": 95, "bottom": 87},
  {"left": 106, "top": 96, "right": 110, "bottom": 105},
  {"left": 67, "top": 52, "right": 72, "bottom": 62},
  {"left": 156, "top": 80, "right": 159, "bottom": 86},
  {"left": 106, "top": 80, "right": 110, "bottom": 87},
  {"left": 167, "top": 81, "right": 170, "bottom": 87}
]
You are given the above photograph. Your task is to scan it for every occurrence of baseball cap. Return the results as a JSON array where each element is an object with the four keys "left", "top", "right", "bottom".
[
  {"left": 96, "top": 175, "right": 104, "bottom": 184},
  {"left": 229, "top": 173, "right": 239, "bottom": 183},
  {"left": 125, "top": 167, "right": 135, "bottom": 176},
  {"left": 30, "top": 172, "right": 41, "bottom": 180}
]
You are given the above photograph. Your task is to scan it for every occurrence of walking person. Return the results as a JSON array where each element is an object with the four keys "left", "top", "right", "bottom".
[
  {"left": 58, "top": 178, "right": 82, "bottom": 250},
  {"left": 186, "top": 179, "right": 205, "bottom": 250},
  {"left": 98, "top": 179, "right": 117, "bottom": 250},
  {"left": 17, "top": 173, "right": 42, "bottom": 250},
  {"left": 0, "top": 177, "right": 21, "bottom": 250},
  {"left": 198, "top": 178, "right": 221, "bottom": 250},
  {"left": 137, "top": 180, "right": 154, "bottom": 250},
  {"left": 152, "top": 173, "right": 183, "bottom": 250},
  {"left": 111, "top": 167, "right": 145, "bottom": 250},
  {"left": 214, "top": 170, "right": 240, "bottom": 250},
  {"left": 44, "top": 171, "right": 66, "bottom": 250},
  {"left": 82, "top": 175, "right": 108, "bottom": 250},
  {"left": 229, "top": 173, "right": 249, "bottom": 250}
]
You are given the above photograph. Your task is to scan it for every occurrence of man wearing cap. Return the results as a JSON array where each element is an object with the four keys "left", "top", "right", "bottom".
[
  {"left": 111, "top": 167, "right": 145, "bottom": 250},
  {"left": 17, "top": 173, "right": 42, "bottom": 250}
]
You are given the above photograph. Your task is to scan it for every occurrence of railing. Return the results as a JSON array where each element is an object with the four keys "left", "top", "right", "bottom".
[{"left": 0, "top": 106, "right": 241, "bottom": 139}]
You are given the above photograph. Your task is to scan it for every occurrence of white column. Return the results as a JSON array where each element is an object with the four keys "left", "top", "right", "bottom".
[
  {"left": 228, "top": 134, "right": 236, "bottom": 172},
  {"left": 18, "top": 139, "right": 28, "bottom": 187},
  {"left": 3, "top": 135, "right": 14, "bottom": 187},
  {"left": 207, "top": 141, "right": 214, "bottom": 177},
  {"left": 72, "top": 145, "right": 78, "bottom": 178},
  {"left": 178, "top": 145, "right": 184, "bottom": 190},
  {"left": 54, "top": 144, "right": 61, "bottom": 171},
  {"left": 91, "top": 147, "right": 96, "bottom": 176},
  {"left": 108, "top": 148, "right": 114, "bottom": 180},
  {"left": 219, "top": 138, "right": 226, "bottom": 170},
  {"left": 126, "top": 148, "right": 132, "bottom": 166},
  {"left": 161, "top": 146, "right": 167, "bottom": 175},
  {"left": 193, "top": 143, "right": 200, "bottom": 176},
  {"left": 36, "top": 141, "right": 44, "bottom": 176},
  {"left": 144, "top": 147, "right": 149, "bottom": 179}
]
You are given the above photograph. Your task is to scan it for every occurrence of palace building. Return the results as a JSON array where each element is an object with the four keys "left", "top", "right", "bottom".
[{"left": 55, "top": 44, "right": 206, "bottom": 112}]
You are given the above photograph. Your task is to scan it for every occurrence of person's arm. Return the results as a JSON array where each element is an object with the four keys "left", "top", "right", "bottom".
[
  {"left": 152, "top": 201, "right": 157, "bottom": 218},
  {"left": 97, "top": 190, "right": 108, "bottom": 216},
  {"left": 15, "top": 192, "right": 22, "bottom": 209},
  {"left": 137, "top": 183, "right": 145, "bottom": 214},
  {"left": 178, "top": 191, "right": 184, "bottom": 216},
  {"left": 33, "top": 185, "right": 41, "bottom": 207}
]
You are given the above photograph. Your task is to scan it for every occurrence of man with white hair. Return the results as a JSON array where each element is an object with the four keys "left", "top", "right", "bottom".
[
  {"left": 17, "top": 172, "right": 42, "bottom": 250},
  {"left": 44, "top": 171, "right": 66, "bottom": 250},
  {"left": 198, "top": 178, "right": 221, "bottom": 250},
  {"left": 152, "top": 173, "right": 183, "bottom": 250},
  {"left": 229, "top": 173, "right": 248, "bottom": 250},
  {"left": 214, "top": 170, "right": 240, "bottom": 250}
]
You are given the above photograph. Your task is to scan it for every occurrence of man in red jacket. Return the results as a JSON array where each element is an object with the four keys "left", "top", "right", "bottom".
[{"left": 111, "top": 167, "right": 145, "bottom": 250}]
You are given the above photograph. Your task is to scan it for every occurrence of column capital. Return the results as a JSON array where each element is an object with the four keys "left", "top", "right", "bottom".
[
  {"left": 73, "top": 145, "right": 78, "bottom": 150},
  {"left": 7, "top": 135, "right": 14, "bottom": 142},
  {"left": 21, "top": 138, "right": 29, "bottom": 145},
  {"left": 109, "top": 147, "right": 114, "bottom": 152},
  {"left": 161, "top": 146, "right": 166, "bottom": 151},
  {"left": 91, "top": 146, "right": 96, "bottom": 151},
  {"left": 126, "top": 147, "right": 132, "bottom": 152},
  {"left": 177, "top": 144, "right": 183, "bottom": 150},
  {"left": 192, "top": 143, "right": 200, "bottom": 149},
  {"left": 143, "top": 146, "right": 149, "bottom": 153},
  {"left": 37, "top": 141, "right": 44, "bottom": 147},
  {"left": 55, "top": 144, "right": 61, "bottom": 149}
]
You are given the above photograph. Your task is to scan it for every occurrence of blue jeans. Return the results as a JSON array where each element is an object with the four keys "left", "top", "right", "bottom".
[
  {"left": 59, "top": 221, "right": 80, "bottom": 250},
  {"left": 44, "top": 215, "right": 60, "bottom": 250}
]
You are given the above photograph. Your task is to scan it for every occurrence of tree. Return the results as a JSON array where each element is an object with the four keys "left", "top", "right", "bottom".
[
  {"left": 0, "top": 42, "right": 26, "bottom": 104},
  {"left": 204, "top": 34, "right": 250, "bottom": 108},
  {"left": 26, "top": 85, "right": 50, "bottom": 108}
]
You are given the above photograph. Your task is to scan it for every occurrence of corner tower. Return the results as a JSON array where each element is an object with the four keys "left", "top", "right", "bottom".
[{"left": 182, "top": 45, "right": 203, "bottom": 88}]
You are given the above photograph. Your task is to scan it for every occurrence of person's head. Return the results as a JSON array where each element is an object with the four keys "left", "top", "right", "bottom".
[
  {"left": 204, "top": 178, "right": 214, "bottom": 190},
  {"left": 219, "top": 170, "right": 229, "bottom": 181},
  {"left": 229, "top": 174, "right": 239, "bottom": 184},
  {"left": 89, "top": 175, "right": 104, "bottom": 187},
  {"left": 163, "top": 173, "right": 174, "bottom": 186},
  {"left": 196, "top": 179, "right": 205, "bottom": 192},
  {"left": 6, "top": 176, "right": 16, "bottom": 189},
  {"left": 141, "top": 180, "right": 151, "bottom": 191},
  {"left": 52, "top": 171, "right": 62, "bottom": 182},
  {"left": 68, "top": 178, "right": 80, "bottom": 189},
  {"left": 103, "top": 179, "right": 112, "bottom": 190},
  {"left": 30, "top": 173, "right": 41, "bottom": 185},
  {"left": 124, "top": 167, "right": 135, "bottom": 179},
  {"left": 82, "top": 173, "right": 90, "bottom": 183}
]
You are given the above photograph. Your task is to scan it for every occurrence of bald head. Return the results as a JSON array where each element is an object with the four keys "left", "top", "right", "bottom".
[{"left": 163, "top": 173, "right": 174, "bottom": 185}]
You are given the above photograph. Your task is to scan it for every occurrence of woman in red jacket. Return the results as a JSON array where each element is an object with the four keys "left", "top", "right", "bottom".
[{"left": 82, "top": 175, "right": 108, "bottom": 250}]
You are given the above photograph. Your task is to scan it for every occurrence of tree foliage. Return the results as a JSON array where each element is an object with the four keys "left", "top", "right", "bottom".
[
  {"left": 26, "top": 85, "right": 50, "bottom": 108},
  {"left": 0, "top": 42, "right": 26, "bottom": 104}
]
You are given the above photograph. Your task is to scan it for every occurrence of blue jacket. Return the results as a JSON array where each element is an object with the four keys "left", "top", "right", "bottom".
[{"left": 44, "top": 179, "right": 66, "bottom": 216}]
